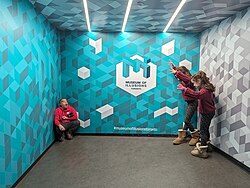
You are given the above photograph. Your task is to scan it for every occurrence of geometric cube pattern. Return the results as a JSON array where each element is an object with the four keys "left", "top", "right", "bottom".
[
  {"left": 96, "top": 104, "right": 114, "bottom": 119},
  {"left": 78, "top": 66, "right": 90, "bottom": 79},
  {"left": 172, "top": 0, "right": 250, "bottom": 32},
  {"left": 179, "top": 59, "right": 192, "bottom": 70},
  {"left": 78, "top": 119, "right": 90, "bottom": 128},
  {"left": 154, "top": 106, "right": 178, "bottom": 118},
  {"left": 0, "top": 0, "right": 60, "bottom": 187},
  {"left": 29, "top": 0, "right": 250, "bottom": 32},
  {"left": 161, "top": 40, "right": 175, "bottom": 56},
  {"left": 89, "top": 38, "right": 102, "bottom": 54},
  {"left": 200, "top": 7, "right": 250, "bottom": 168},
  {"left": 60, "top": 31, "right": 200, "bottom": 136}
]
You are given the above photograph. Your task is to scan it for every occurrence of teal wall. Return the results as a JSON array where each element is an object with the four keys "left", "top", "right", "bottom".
[
  {"left": 0, "top": 1, "right": 201, "bottom": 186},
  {"left": 0, "top": 0, "right": 61, "bottom": 187},
  {"left": 61, "top": 32, "right": 200, "bottom": 135}
]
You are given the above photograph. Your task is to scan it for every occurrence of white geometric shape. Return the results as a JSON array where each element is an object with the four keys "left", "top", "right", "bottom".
[
  {"left": 79, "top": 119, "right": 90, "bottom": 128},
  {"left": 153, "top": 106, "right": 178, "bottom": 118},
  {"left": 179, "top": 59, "right": 192, "bottom": 70},
  {"left": 161, "top": 40, "right": 175, "bottom": 56},
  {"left": 89, "top": 38, "right": 102, "bottom": 54},
  {"left": 116, "top": 60, "right": 157, "bottom": 96},
  {"left": 96, "top": 104, "right": 114, "bottom": 119},
  {"left": 154, "top": 107, "right": 166, "bottom": 118},
  {"left": 232, "top": 89, "right": 242, "bottom": 104},
  {"left": 78, "top": 66, "right": 90, "bottom": 79},
  {"left": 242, "top": 90, "right": 250, "bottom": 106},
  {"left": 166, "top": 106, "right": 178, "bottom": 115},
  {"left": 130, "top": 54, "right": 144, "bottom": 62}
]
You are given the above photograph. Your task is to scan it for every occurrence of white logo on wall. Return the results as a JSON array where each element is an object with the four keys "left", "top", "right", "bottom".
[{"left": 116, "top": 55, "right": 157, "bottom": 96}]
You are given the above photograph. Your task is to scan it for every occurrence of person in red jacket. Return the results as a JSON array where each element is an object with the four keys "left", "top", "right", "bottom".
[
  {"left": 177, "top": 71, "right": 215, "bottom": 158},
  {"left": 54, "top": 98, "right": 80, "bottom": 142},
  {"left": 170, "top": 61, "right": 199, "bottom": 146}
]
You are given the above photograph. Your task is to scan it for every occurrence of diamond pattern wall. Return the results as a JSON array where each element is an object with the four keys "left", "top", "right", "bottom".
[
  {"left": 200, "top": 7, "right": 250, "bottom": 168},
  {"left": 60, "top": 31, "right": 200, "bottom": 135},
  {"left": 29, "top": 0, "right": 250, "bottom": 32},
  {"left": 0, "top": 0, "right": 61, "bottom": 187}
]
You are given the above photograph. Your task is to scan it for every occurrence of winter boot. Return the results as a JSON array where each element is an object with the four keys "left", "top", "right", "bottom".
[
  {"left": 207, "top": 141, "right": 213, "bottom": 152},
  {"left": 193, "top": 141, "right": 213, "bottom": 152},
  {"left": 191, "top": 143, "right": 208, "bottom": 158},
  {"left": 173, "top": 129, "right": 187, "bottom": 145},
  {"left": 189, "top": 129, "right": 199, "bottom": 146}
]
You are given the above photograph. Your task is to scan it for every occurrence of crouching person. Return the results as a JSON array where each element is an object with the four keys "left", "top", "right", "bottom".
[{"left": 54, "top": 98, "right": 80, "bottom": 142}]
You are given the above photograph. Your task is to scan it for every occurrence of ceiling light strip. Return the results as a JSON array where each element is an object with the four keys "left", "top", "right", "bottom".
[
  {"left": 122, "top": 0, "right": 133, "bottom": 32},
  {"left": 83, "top": 0, "right": 91, "bottom": 32},
  {"left": 163, "top": 0, "right": 186, "bottom": 32}
]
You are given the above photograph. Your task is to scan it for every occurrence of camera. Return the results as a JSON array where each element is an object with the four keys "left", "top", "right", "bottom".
[{"left": 67, "top": 112, "right": 74, "bottom": 118}]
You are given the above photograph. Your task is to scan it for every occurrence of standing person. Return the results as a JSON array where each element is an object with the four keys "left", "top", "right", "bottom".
[
  {"left": 177, "top": 71, "right": 216, "bottom": 158},
  {"left": 54, "top": 98, "right": 80, "bottom": 142},
  {"left": 170, "top": 61, "right": 199, "bottom": 146}
]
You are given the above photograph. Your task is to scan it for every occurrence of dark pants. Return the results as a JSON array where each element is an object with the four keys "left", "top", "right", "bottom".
[
  {"left": 54, "top": 120, "right": 80, "bottom": 140},
  {"left": 200, "top": 112, "right": 215, "bottom": 146},
  {"left": 183, "top": 100, "right": 198, "bottom": 132}
]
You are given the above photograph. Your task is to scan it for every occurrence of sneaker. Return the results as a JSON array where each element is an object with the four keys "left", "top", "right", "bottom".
[
  {"left": 65, "top": 133, "right": 73, "bottom": 140},
  {"left": 58, "top": 137, "right": 64, "bottom": 142}
]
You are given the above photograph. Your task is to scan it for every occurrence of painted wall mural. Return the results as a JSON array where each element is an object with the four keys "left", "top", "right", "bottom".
[
  {"left": 200, "top": 8, "right": 250, "bottom": 168},
  {"left": 0, "top": 0, "right": 61, "bottom": 187},
  {"left": 60, "top": 32, "right": 200, "bottom": 135}
]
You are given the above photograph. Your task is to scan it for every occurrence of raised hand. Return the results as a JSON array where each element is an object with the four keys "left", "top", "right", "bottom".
[
  {"left": 177, "top": 84, "right": 186, "bottom": 91},
  {"left": 169, "top": 61, "right": 176, "bottom": 69},
  {"left": 170, "top": 67, "right": 177, "bottom": 74}
]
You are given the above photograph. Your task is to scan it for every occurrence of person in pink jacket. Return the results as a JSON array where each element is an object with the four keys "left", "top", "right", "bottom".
[
  {"left": 170, "top": 61, "right": 199, "bottom": 146},
  {"left": 54, "top": 98, "right": 80, "bottom": 142}
]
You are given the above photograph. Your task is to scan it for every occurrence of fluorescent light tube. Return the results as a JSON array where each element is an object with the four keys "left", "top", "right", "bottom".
[
  {"left": 122, "top": 0, "right": 133, "bottom": 32},
  {"left": 163, "top": 0, "right": 186, "bottom": 32},
  {"left": 83, "top": 0, "right": 91, "bottom": 32}
]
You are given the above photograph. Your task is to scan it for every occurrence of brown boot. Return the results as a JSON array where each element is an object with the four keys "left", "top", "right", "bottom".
[
  {"left": 173, "top": 129, "right": 187, "bottom": 145},
  {"left": 189, "top": 129, "right": 199, "bottom": 146},
  {"left": 191, "top": 143, "right": 208, "bottom": 158}
]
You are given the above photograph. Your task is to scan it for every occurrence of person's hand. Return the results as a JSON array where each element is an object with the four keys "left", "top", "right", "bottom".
[
  {"left": 59, "top": 124, "right": 65, "bottom": 131},
  {"left": 62, "top": 116, "right": 68, "bottom": 120},
  {"left": 170, "top": 67, "right": 177, "bottom": 74},
  {"left": 177, "top": 84, "right": 186, "bottom": 91},
  {"left": 169, "top": 61, "right": 176, "bottom": 69},
  {"left": 169, "top": 61, "right": 177, "bottom": 74}
]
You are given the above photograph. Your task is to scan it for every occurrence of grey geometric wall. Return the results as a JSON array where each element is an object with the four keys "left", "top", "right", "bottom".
[
  {"left": 29, "top": 0, "right": 250, "bottom": 32},
  {"left": 200, "top": 7, "right": 250, "bottom": 168}
]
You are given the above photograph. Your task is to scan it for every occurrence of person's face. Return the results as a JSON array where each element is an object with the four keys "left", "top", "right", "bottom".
[
  {"left": 60, "top": 99, "right": 68, "bottom": 109},
  {"left": 192, "top": 79, "right": 202, "bottom": 89}
]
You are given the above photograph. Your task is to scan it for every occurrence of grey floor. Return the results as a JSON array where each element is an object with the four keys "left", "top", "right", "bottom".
[{"left": 16, "top": 136, "right": 250, "bottom": 188}]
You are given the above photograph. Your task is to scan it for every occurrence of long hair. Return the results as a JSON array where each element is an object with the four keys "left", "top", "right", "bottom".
[
  {"left": 176, "top": 66, "right": 192, "bottom": 77},
  {"left": 191, "top": 71, "right": 215, "bottom": 92}
]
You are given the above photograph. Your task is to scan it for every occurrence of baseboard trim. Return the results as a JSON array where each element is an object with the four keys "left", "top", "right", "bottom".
[
  {"left": 211, "top": 145, "right": 250, "bottom": 173},
  {"left": 12, "top": 140, "right": 56, "bottom": 188},
  {"left": 75, "top": 133, "right": 177, "bottom": 137}
]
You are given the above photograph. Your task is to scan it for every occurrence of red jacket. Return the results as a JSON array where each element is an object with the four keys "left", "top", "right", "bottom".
[
  {"left": 174, "top": 70, "right": 196, "bottom": 101},
  {"left": 184, "top": 87, "right": 216, "bottom": 114},
  {"left": 54, "top": 105, "right": 78, "bottom": 126}
]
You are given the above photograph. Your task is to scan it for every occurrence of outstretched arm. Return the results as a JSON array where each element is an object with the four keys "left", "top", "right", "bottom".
[
  {"left": 177, "top": 84, "right": 206, "bottom": 99},
  {"left": 174, "top": 71, "right": 191, "bottom": 84}
]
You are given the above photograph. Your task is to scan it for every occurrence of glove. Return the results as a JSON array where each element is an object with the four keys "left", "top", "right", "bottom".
[{"left": 177, "top": 84, "right": 186, "bottom": 91}]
